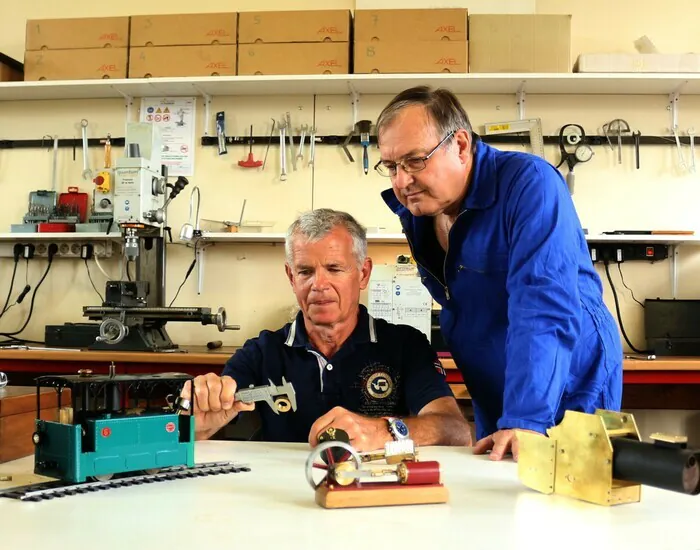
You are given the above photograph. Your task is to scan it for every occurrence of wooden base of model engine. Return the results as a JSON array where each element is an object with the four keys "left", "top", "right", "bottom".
[{"left": 306, "top": 437, "right": 448, "bottom": 509}]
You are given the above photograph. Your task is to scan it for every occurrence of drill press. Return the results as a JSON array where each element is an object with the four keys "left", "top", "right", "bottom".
[{"left": 47, "top": 122, "right": 239, "bottom": 351}]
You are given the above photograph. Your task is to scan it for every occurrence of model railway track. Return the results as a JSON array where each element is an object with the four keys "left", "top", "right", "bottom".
[{"left": 0, "top": 461, "right": 250, "bottom": 501}]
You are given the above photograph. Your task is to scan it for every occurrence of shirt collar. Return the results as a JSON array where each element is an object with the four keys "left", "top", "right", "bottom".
[{"left": 284, "top": 304, "right": 378, "bottom": 348}]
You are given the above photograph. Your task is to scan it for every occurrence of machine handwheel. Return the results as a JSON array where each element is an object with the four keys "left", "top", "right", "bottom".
[{"left": 305, "top": 441, "right": 362, "bottom": 490}]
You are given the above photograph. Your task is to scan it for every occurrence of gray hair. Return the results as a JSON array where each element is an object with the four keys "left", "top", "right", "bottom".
[
  {"left": 376, "top": 85, "right": 475, "bottom": 145},
  {"left": 285, "top": 209, "right": 367, "bottom": 268}
]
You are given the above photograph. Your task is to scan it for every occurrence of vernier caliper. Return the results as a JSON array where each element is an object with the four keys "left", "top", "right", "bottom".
[{"left": 235, "top": 377, "right": 297, "bottom": 414}]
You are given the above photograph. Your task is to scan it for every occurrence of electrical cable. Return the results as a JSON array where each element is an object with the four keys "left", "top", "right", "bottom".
[
  {"left": 617, "top": 262, "right": 645, "bottom": 308},
  {"left": 0, "top": 246, "right": 57, "bottom": 338},
  {"left": 0, "top": 257, "right": 20, "bottom": 319},
  {"left": 85, "top": 259, "right": 104, "bottom": 303},
  {"left": 168, "top": 241, "right": 198, "bottom": 307},
  {"left": 603, "top": 260, "right": 652, "bottom": 354}
]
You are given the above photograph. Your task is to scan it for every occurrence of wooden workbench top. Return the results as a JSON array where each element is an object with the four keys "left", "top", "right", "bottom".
[
  {"left": 0, "top": 346, "right": 238, "bottom": 365},
  {"left": 0, "top": 346, "right": 698, "bottom": 370}
]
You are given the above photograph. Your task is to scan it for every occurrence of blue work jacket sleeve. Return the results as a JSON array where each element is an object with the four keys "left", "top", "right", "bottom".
[{"left": 497, "top": 161, "right": 582, "bottom": 434}]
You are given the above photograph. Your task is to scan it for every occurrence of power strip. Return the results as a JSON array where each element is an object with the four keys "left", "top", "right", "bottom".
[{"left": 0, "top": 240, "right": 115, "bottom": 259}]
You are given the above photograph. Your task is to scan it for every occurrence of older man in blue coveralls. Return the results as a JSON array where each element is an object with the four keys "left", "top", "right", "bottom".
[{"left": 375, "top": 86, "right": 623, "bottom": 461}]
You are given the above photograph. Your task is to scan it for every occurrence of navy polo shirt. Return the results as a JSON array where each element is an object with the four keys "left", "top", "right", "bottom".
[{"left": 221, "top": 305, "right": 454, "bottom": 443}]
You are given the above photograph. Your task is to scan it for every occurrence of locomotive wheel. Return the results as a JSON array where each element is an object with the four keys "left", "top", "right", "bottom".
[{"left": 90, "top": 474, "right": 114, "bottom": 482}]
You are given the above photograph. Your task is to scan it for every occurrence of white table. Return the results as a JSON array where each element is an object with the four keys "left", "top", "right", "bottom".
[{"left": 0, "top": 442, "right": 697, "bottom": 550}]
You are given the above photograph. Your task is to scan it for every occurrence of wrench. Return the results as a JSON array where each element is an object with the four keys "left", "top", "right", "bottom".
[
  {"left": 286, "top": 112, "right": 296, "bottom": 171},
  {"left": 81, "top": 119, "right": 93, "bottom": 180},
  {"left": 689, "top": 128, "right": 696, "bottom": 173},
  {"left": 308, "top": 126, "right": 317, "bottom": 167},
  {"left": 278, "top": 119, "right": 287, "bottom": 181},
  {"left": 297, "top": 124, "right": 308, "bottom": 163}
]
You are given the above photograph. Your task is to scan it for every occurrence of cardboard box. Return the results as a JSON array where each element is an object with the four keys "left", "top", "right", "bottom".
[
  {"left": 130, "top": 13, "right": 238, "bottom": 47},
  {"left": 355, "top": 9, "right": 468, "bottom": 42},
  {"left": 238, "top": 10, "right": 351, "bottom": 43},
  {"left": 25, "top": 17, "right": 129, "bottom": 51},
  {"left": 0, "top": 53, "right": 23, "bottom": 81},
  {"left": 468, "top": 14, "right": 571, "bottom": 73},
  {"left": 24, "top": 48, "right": 128, "bottom": 81},
  {"left": 238, "top": 42, "right": 349, "bottom": 75},
  {"left": 0, "top": 386, "right": 69, "bottom": 463},
  {"left": 354, "top": 41, "right": 468, "bottom": 74},
  {"left": 129, "top": 45, "right": 237, "bottom": 77},
  {"left": 575, "top": 53, "right": 700, "bottom": 73}
]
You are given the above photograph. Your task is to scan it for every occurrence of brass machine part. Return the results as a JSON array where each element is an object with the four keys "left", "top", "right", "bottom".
[
  {"left": 518, "top": 410, "right": 643, "bottom": 506},
  {"left": 517, "top": 409, "right": 699, "bottom": 506}
]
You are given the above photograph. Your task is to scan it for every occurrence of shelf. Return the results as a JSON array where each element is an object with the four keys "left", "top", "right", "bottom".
[
  {"left": 0, "top": 232, "right": 122, "bottom": 241},
  {"left": 585, "top": 234, "right": 700, "bottom": 245},
  {"left": 195, "top": 232, "right": 407, "bottom": 244},
  {"left": 193, "top": 232, "right": 700, "bottom": 246},
  {"left": 4, "top": 73, "right": 700, "bottom": 102}
]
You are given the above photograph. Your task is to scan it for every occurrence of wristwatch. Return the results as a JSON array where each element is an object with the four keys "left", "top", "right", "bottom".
[{"left": 386, "top": 417, "right": 409, "bottom": 441}]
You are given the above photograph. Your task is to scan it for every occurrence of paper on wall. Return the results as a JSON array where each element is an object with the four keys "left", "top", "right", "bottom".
[{"left": 140, "top": 97, "right": 196, "bottom": 176}]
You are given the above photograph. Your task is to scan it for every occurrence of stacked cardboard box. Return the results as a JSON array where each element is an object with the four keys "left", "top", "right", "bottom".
[
  {"left": 353, "top": 9, "right": 469, "bottom": 74},
  {"left": 237, "top": 10, "right": 351, "bottom": 75},
  {"left": 24, "top": 17, "right": 129, "bottom": 81},
  {"left": 129, "top": 13, "right": 238, "bottom": 78},
  {"left": 468, "top": 15, "right": 571, "bottom": 73}
]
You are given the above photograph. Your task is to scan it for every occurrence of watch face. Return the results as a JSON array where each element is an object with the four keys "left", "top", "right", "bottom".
[{"left": 394, "top": 419, "right": 409, "bottom": 438}]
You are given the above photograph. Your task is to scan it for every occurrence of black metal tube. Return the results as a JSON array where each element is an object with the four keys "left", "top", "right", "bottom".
[{"left": 612, "top": 437, "right": 700, "bottom": 495}]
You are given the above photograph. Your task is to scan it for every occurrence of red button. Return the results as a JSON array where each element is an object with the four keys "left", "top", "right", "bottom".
[
  {"left": 646, "top": 247, "right": 654, "bottom": 257},
  {"left": 94, "top": 175, "right": 104, "bottom": 185}
]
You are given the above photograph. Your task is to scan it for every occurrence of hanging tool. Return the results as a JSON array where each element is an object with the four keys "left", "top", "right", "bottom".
[
  {"left": 603, "top": 119, "right": 631, "bottom": 164},
  {"left": 278, "top": 118, "right": 287, "bottom": 181},
  {"left": 308, "top": 126, "right": 317, "bottom": 167},
  {"left": 80, "top": 119, "right": 92, "bottom": 180},
  {"left": 104, "top": 134, "right": 112, "bottom": 169},
  {"left": 238, "top": 125, "right": 263, "bottom": 168},
  {"left": 556, "top": 124, "right": 594, "bottom": 195},
  {"left": 44, "top": 134, "right": 58, "bottom": 191},
  {"left": 262, "top": 118, "right": 276, "bottom": 171},
  {"left": 357, "top": 120, "right": 372, "bottom": 175},
  {"left": 688, "top": 128, "right": 697, "bottom": 173},
  {"left": 632, "top": 130, "right": 641, "bottom": 169},
  {"left": 297, "top": 124, "right": 308, "bottom": 165},
  {"left": 483, "top": 118, "right": 545, "bottom": 159},
  {"left": 216, "top": 112, "right": 227, "bottom": 155},
  {"left": 286, "top": 112, "right": 296, "bottom": 171},
  {"left": 341, "top": 127, "right": 355, "bottom": 163}
]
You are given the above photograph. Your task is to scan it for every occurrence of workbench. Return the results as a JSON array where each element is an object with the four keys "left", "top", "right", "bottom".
[
  {"left": 0, "top": 347, "right": 698, "bottom": 408},
  {"left": 0, "top": 441, "right": 698, "bottom": 550}
]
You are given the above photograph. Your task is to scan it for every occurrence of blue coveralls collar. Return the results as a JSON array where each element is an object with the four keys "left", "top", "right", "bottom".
[
  {"left": 283, "top": 304, "right": 378, "bottom": 349},
  {"left": 380, "top": 139, "right": 498, "bottom": 217}
]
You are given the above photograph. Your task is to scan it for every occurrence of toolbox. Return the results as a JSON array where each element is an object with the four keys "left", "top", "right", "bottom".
[
  {"left": 10, "top": 190, "right": 57, "bottom": 233},
  {"left": 56, "top": 187, "right": 89, "bottom": 223}
]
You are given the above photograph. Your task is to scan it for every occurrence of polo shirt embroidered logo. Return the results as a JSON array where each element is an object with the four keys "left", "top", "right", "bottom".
[{"left": 366, "top": 371, "right": 394, "bottom": 399}]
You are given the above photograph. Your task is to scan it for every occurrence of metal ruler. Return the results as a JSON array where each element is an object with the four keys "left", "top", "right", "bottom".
[{"left": 483, "top": 118, "right": 545, "bottom": 159}]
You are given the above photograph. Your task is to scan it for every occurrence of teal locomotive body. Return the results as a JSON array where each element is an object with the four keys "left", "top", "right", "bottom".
[{"left": 33, "top": 372, "right": 195, "bottom": 484}]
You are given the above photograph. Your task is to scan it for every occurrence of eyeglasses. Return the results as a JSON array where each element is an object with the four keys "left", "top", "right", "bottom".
[{"left": 374, "top": 131, "right": 455, "bottom": 177}]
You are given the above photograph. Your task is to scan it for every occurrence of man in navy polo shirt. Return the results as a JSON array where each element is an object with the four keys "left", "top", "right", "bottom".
[{"left": 184, "top": 208, "right": 471, "bottom": 451}]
